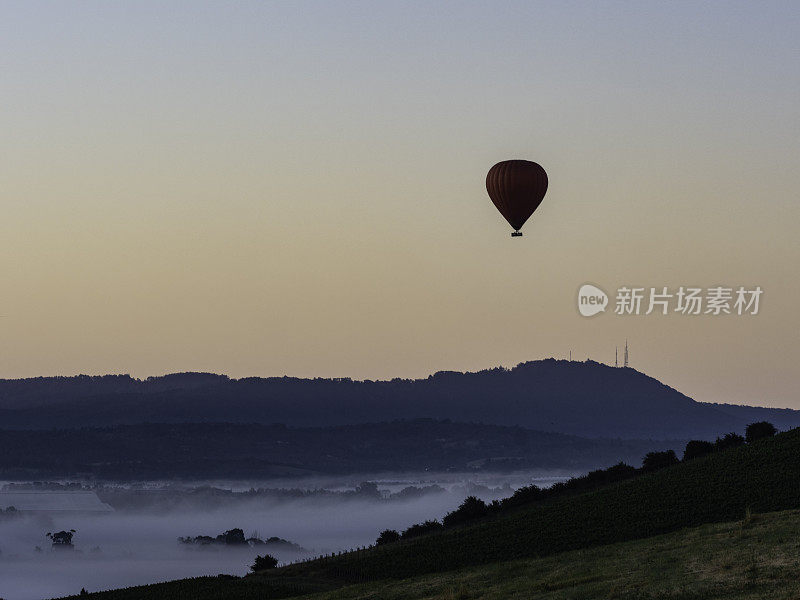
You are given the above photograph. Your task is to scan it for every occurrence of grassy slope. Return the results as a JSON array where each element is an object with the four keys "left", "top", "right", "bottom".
[
  {"left": 275, "top": 428, "right": 800, "bottom": 582},
  {"left": 283, "top": 508, "right": 800, "bottom": 600},
  {"left": 64, "top": 428, "right": 800, "bottom": 599}
]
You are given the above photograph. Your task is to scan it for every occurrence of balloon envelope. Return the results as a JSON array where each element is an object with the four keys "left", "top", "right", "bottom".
[{"left": 486, "top": 160, "right": 548, "bottom": 232}]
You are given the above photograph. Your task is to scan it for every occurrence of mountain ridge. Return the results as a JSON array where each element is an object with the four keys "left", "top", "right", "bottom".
[{"left": 0, "top": 359, "right": 797, "bottom": 439}]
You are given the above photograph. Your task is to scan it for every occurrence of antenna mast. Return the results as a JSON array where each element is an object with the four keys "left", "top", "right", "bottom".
[
  {"left": 624, "top": 339, "right": 629, "bottom": 368},
  {"left": 615, "top": 346, "right": 618, "bottom": 368}
]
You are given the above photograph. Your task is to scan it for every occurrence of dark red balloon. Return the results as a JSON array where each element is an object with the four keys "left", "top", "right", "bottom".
[{"left": 486, "top": 160, "right": 548, "bottom": 235}]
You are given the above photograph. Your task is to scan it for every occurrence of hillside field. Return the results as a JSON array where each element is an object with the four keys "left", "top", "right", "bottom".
[
  {"left": 61, "top": 509, "right": 800, "bottom": 600},
  {"left": 59, "top": 427, "right": 800, "bottom": 599}
]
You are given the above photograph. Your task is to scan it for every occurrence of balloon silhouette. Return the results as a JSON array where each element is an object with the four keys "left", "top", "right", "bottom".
[{"left": 486, "top": 160, "right": 548, "bottom": 236}]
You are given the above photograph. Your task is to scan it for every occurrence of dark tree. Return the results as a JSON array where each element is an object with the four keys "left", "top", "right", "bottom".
[
  {"left": 715, "top": 432, "right": 746, "bottom": 450},
  {"left": 683, "top": 440, "right": 715, "bottom": 461},
  {"left": 46, "top": 529, "right": 76, "bottom": 549},
  {"left": 443, "top": 496, "right": 488, "bottom": 528},
  {"left": 376, "top": 529, "right": 400, "bottom": 545},
  {"left": 222, "top": 528, "right": 247, "bottom": 545},
  {"left": 355, "top": 481, "right": 381, "bottom": 499},
  {"left": 641, "top": 450, "right": 679, "bottom": 473},
  {"left": 250, "top": 554, "right": 278, "bottom": 572},
  {"left": 192, "top": 535, "right": 215, "bottom": 545},
  {"left": 745, "top": 421, "right": 777, "bottom": 444},
  {"left": 246, "top": 537, "right": 266, "bottom": 546}
]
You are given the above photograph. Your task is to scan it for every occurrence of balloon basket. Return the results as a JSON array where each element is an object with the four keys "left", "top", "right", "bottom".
[{"left": 511, "top": 231, "right": 523, "bottom": 237}]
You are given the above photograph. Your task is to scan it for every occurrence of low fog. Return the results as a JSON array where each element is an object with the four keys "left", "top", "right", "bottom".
[{"left": 0, "top": 472, "right": 568, "bottom": 600}]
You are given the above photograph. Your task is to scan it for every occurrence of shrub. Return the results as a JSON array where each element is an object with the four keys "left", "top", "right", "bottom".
[
  {"left": 401, "top": 520, "right": 443, "bottom": 539},
  {"left": 583, "top": 462, "right": 638, "bottom": 485},
  {"left": 501, "top": 463, "right": 637, "bottom": 511},
  {"left": 746, "top": 421, "right": 777, "bottom": 444},
  {"left": 502, "top": 484, "right": 543, "bottom": 509},
  {"left": 376, "top": 529, "right": 400, "bottom": 545}
]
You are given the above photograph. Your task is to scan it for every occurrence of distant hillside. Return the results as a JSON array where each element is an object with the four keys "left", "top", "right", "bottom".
[
  {"left": 0, "top": 420, "right": 668, "bottom": 480},
  {"left": 63, "top": 425, "right": 800, "bottom": 600},
  {"left": 0, "top": 372, "right": 227, "bottom": 409},
  {"left": 1, "top": 360, "right": 798, "bottom": 439}
]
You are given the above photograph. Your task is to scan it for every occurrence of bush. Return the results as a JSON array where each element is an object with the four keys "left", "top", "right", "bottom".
[
  {"left": 501, "top": 463, "right": 637, "bottom": 511},
  {"left": 376, "top": 529, "right": 400, "bottom": 545},
  {"left": 443, "top": 496, "right": 487, "bottom": 528},
  {"left": 715, "top": 432, "right": 745, "bottom": 450},
  {"left": 502, "top": 484, "right": 543, "bottom": 509},
  {"left": 250, "top": 554, "right": 278, "bottom": 572},
  {"left": 683, "top": 440, "right": 715, "bottom": 461},
  {"left": 401, "top": 520, "right": 443, "bottom": 539},
  {"left": 746, "top": 421, "right": 777, "bottom": 444},
  {"left": 641, "top": 450, "right": 679, "bottom": 473}
]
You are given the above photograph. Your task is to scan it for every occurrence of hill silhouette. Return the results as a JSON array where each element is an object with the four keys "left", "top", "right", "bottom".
[{"left": 1, "top": 360, "right": 798, "bottom": 439}]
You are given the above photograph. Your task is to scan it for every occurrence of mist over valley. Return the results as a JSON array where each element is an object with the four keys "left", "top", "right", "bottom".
[{"left": 0, "top": 472, "right": 546, "bottom": 600}]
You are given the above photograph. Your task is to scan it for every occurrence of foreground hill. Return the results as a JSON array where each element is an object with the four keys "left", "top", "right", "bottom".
[
  {"left": 63, "top": 426, "right": 800, "bottom": 599},
  {"left": 2, "top": 360, "right": 798, "bottom": 438},
  {"left": 65, "top": 509, "right": 800, "bottom": 600},
  {"left": 0, "top": 420, "right": 666, "bottom": 479},
  {"left": 284, "top": 510, "right": 800, "bottom": 599}
]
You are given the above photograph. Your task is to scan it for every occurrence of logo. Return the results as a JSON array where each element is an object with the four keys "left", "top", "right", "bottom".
[
  {"left": 577, "top": 284, "right": 609, "bottom": 317},
  {"left": 576, "top": 284, "right": 763, "bottom": 317}
]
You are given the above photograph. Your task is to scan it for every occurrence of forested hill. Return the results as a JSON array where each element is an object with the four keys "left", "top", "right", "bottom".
[
  {"left": 1, "top": 360, "right": 797, "bottom": 439},
  {"left": 0, "top": 420, "right": 669, "bottom": 480}
]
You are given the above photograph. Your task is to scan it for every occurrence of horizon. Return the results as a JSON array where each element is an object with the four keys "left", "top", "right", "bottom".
[{"left": 1, "top": 357, "right": 794, "bottom": 411}]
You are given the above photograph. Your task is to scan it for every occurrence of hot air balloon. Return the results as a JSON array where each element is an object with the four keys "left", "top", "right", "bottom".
[{"left": 486, "top": 160, "right": 548, "bottom": 237}]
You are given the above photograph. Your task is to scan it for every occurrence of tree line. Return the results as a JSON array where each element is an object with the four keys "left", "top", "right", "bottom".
[{"left": 375, "top": 421, "right": 778, "bottom": 546}]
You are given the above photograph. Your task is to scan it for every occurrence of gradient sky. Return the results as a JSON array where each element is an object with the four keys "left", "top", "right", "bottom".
[{"left": 1, "top": 1, "right": 798, "bottom": 408}]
